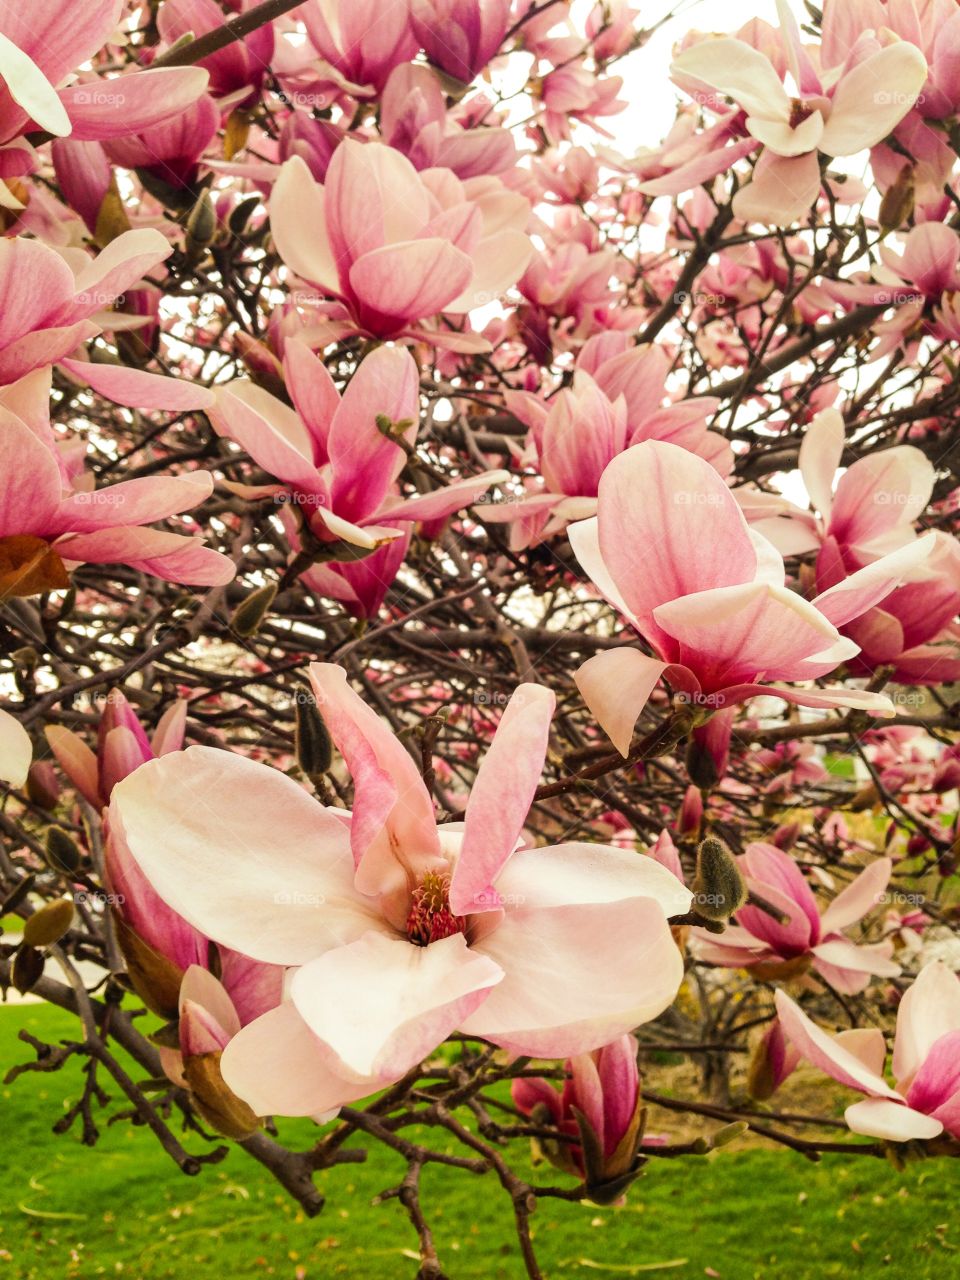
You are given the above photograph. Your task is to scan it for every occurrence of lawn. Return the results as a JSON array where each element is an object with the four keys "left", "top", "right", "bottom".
[{"left": 1, "top": 1003, "right": 957, "bottom": 1279}]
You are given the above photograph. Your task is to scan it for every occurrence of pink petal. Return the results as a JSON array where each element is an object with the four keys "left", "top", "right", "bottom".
[
  {"left": 207, "top": 381, "right": 324, "bottom": 494},
  {"left": 732, "top": 150, "right": 822, "bottom": 224},
  {"left": 813, "top": 533, "right": 936, "bottom": 627},
  {"left": 348, "top": 239, "right": 474, "bottom": 326},
  {"left": 0, "top": 411, "right": 63, "bottom": 535},
  {"left": 328, "top": 344, "right": 420, "bottom": 520},
  {"left": 828, "top": 448, "right": 934, "bottom": 554},
  {"left": 843, "top": 1097, "right": 942, "bottom": 1142},
  {"left": 450, "top": 683, "right": 555, "bottom": 915},
  {"left": 60, "top": 358, "right": 214, "bottom": 411},
  {"left": 269, "top": 156, "right": 340, "bottom": 294},
  {"left": 56, "top": 527, "right": 235, "bottom": 586},
  {"left": 574, "top": 648, "right": 669, "bottom": 757},
  {"left": 221, "top": 1003, "right": 375, "bottom": 1118},
  {"left": 774, "top": 990, "right": 899, "bottom": 1098},
  {"left": 799, "top": 408, "right": 843, "bottom": 519},
  {"left": 44, "top": 724, "right": 101, "bottom": 807},
  {"left": 595, "top": 441, "right": 758, "bottom": 647},
  {"left": 819, "top": 44, "right": 927, "bottom": 157},
  {"left": 820, "top": 858, "right": 892, "bottom": 934},
  {"left": 62, "top": 67, "right": 211, "bottom": 141},
  {"left": 307, "top": 663, "right": 442, "bottom": 896},
  {"left": 892, "top": 960, "right": 960, "bottom": 1088}
]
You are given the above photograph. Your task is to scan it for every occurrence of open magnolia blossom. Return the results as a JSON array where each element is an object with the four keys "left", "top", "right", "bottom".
[
  {"left": 0, "top": 369, "right": 233, "bottom": 596},
  {"left": 108, "top": 664, "right": 690, "bottom": 1117},
  {"left": 568, "top": 440, "right": 934, "bottom": 755},
  {"left": 208, "top": 340, "right": 507, "bottom": 616},
  {"left": 776, "top": 962, "right": 960, "bottom": 1142},
  {"left": 268, "top": 141, "right": 532, "bottom": 347},
  {"left": 667, "top": 2, "right": 927, "bottom": 223},
  {"left": 693, "top": 843, "right": 899, "bottom": 994},
  {"left": 0, "top": 0, "right": 209, "bottom": 188}
]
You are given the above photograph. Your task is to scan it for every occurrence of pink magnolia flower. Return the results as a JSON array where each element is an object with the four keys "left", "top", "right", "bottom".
[
  {"left": 693, "top": 842, "right": 899, "bottom": 994},
  {"left": 776, "top": 960, "right": 960, "bottom": 1141},
  {"left": 539, "top": 62, "right": 625, "bottom": 142},
  {"left": 586, "top": 0, "right": 642, "bottom": 62},
  {"left": 511, "top": 1033, "right": 646, "bottom": 1193},
  {"left": 108, "top": 666, "right": 691, "bottom": 1117},
  {"left": 269, "top": 141, "right": 531, "bottom": 346},
  {"left": 380, "top": 64, "right": 516, "bottom": 179},
  {"left": 157, "top": 0, "right": 275, "bottom": 104},
  {"left": 0, "top": 0, "right": 208, "bottom": 179},
  {"left": 0, "top": 367, "right": 234, "bottom": 596},
  {"left": 751, "top": 411, "right": 960, "bottom": 685},
  {"left": 208, "top": 341, "right": 506, "bottom": 617},
  {"left": 0, "top": 706, "right": 30, "bottom": 786},
  {"left": 45, "top": 688, "right": 187, "bottom": 811},
  {"left": 568, "top": 440, "right": 931, "bottom": 756},
  {"left": 670, "top": 12, "right": 927, "bottom": 222},
  {"left": 0, "top": 228, "right": 174, "bottom": 385},
  {"left": 410, "top": 0, "right": 512, "bottom": 84},
  {"left": 822, "top": 223, "right": 960, "bottom": 347},
  {"left": 101, "top": 94, "right": 221, "bottom": 192},
  {"left": 302, "top": 0, "right": 418, "bottom": 94}
]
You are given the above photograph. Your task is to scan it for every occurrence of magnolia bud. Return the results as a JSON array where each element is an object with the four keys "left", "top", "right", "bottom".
[
  {"left": 230, "top": 582, "right": 278, "bottom": 638},
  {"left": 12, "top": 944, "right": 44, "bottom": 993},
  {"left": 185, "top": 191, "right": 217, "bottom": 256},
  {"left": 26, "top": 762, "right": 60, "bottom": 810},
  {"left": 295, "top": 692, "right": 333, "bottom": 784},
  {"left": 691, "top": 836, "right": 746, "bottom": 921},
  {"left": 23, "top": 898, "right": 74, "bottom": 947},
  {"left": 223, "top": 110, "right": 251, "bottom": 162},
  {"left": 44, "top": 826, "right": 83, "bottom": 875}
]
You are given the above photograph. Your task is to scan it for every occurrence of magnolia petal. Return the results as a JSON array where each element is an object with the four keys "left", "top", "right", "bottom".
[
  {"left": 450, "top": 683, "right": 555, "bottom": 915},
  {"left": 774, "top": 990, "right": 899, "bottom": 1098},
  {"left": 290, "top": 932, "right": 503, "bottom": 1081},
  {"left": 108, "top": 745, "right": 377, "bottom": 965},
  {"left": 892, "top": 960, "right": 960, "bottom": 1088},
  {"left": 820, "top": 858, "right": 892, "bottom": 935},
  {"left": 221, "top": 1003, "right": 375, "bottom": 1118},
  {"left": 575, "top": 647, "right": 668, "bottom": 757},
  {"left": 0, "top": 706, "right": 30, "bottom": 787},
  {"left": 464, "top": 897, "right": 684, "bottom": 1058},
  {"left": 844, "top": 1097, "right": 942, "bottom": 1142}
]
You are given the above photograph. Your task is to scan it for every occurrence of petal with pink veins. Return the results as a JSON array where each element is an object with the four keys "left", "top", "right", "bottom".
[
  {"left": 450, "top": 683, "right": 555, "bottom": 915},
  {"left": 108, "top": 745, "right": 377, "bottom": 965},
  {"left": 574, "top": 648, "right": 669, "bottom": 757}
]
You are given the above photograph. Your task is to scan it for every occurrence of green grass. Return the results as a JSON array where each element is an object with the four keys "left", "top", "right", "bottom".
[{"left": 2, "top": 1004, "right": 959, "bottom": 1279}]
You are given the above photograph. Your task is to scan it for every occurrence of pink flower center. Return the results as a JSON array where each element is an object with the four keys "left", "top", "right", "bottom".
[{"left": 406, "top": 871, "right": 466, "bottom": 946}]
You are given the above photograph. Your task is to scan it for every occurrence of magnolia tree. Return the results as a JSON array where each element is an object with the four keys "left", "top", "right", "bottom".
[{"left": 3, "top": 0, "right": 960, "bottom": 1274}]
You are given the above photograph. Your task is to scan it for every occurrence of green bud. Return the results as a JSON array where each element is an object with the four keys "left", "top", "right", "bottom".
[
  {"left": 22, "top": 898, "right": 74, "bottom": 948},
  {"left": 711, "top": 1121, "right": 748, "bottom": 1149},
  {"left": 185, "top": 190, "right": 217, "bottom": 254},
  {"left": 691, "top": 836, "right": 746, "bottom": 921},
  {"left": 230, "top": 581, "right": 278, "bottom": 638},
  {"left": 295, "top": 691, "right": 333, "bottom": 785},
  {"left": 44, "top": 827, "right": 82, "bottom": 876}
]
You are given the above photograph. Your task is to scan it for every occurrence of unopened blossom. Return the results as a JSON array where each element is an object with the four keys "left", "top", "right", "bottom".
[
  {"left": 109, "top": 666, "right": 691, "bottom": 1117},
  {"left": 410, "top": 0, "right": 512, "bottom": 84},
  {"left": 777, "top": 960, "right": 960, "bottom": 1141},
  {"left": 301, "top": 0, "right": 418, "bottom": 94},
  {"left": 46, "top": 688, "right": 187, "bottom": 810},
  {"left": 511, "top": 1033, "right": 646, "bottom": 1197}
]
